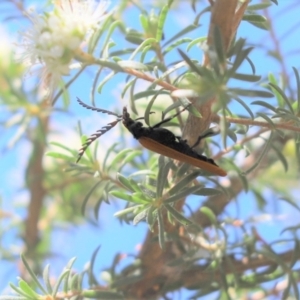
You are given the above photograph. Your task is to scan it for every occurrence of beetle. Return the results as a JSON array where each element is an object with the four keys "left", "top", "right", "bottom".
[{"left": 77, "top": 98, "right": 227, "bottom": 176}]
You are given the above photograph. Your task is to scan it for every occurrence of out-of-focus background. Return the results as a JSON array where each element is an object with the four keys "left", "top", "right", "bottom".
[{"left": 1, "top": 1, "right": 300, "bottom": 299}]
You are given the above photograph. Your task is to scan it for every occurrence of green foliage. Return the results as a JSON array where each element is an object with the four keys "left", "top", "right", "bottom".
[
  {"left": 3, "top": 255, "right": 125, "bottom": 300},
  {"left": 1, "top": 0, "right": 300, "bottom": 299}
]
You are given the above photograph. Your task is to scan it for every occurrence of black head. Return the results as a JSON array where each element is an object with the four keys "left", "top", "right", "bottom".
[{"left": 122, "top": 107, "right": 149, "bottom": 139}]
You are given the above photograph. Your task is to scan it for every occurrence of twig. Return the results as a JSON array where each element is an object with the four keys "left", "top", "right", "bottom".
[{"left": 212, "top": 115, "right": 300, "bottom": 133}]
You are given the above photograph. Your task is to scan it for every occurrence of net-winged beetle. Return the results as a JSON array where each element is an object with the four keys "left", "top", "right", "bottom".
[{"left": 76, "top": 98, "right": 227, "bottom": 177}]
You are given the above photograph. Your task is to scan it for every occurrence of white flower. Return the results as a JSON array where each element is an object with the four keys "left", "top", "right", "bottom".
[{"left": 19, "top": 0, "right": 110, "bottom": 99}]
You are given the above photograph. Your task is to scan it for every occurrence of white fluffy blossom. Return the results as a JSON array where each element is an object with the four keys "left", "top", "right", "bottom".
[{"left": 20, "top": 0, "right": 110, "bottom": 99}]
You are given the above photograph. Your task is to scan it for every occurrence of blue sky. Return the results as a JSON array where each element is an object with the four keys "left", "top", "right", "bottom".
[{"left": 1, "top": 0, "right": 300, "bottom": 298}]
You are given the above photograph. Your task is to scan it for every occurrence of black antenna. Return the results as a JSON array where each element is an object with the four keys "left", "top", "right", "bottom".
[
  {"left": 77, "top": 119, "right": 121, "bottom": 163},
  {"left": 77, "top": 98, "right": 120, "bottom": 117},
  {"left": 76, "top": 98, "right": 122, "bottom": 162}
]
